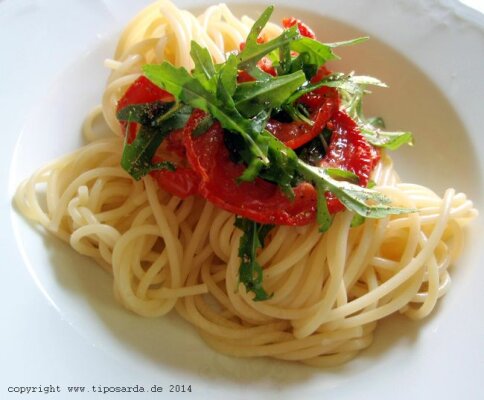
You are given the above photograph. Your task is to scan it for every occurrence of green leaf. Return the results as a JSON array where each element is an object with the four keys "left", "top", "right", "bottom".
[
  {"left": 144, "top": 61, "right": 271, "bottom": 175},
  {"left": 298, "top": 160, "right": 415, "bottom": 219},
  {"left": 325, "top": 167, "right": 360, "bottom": 184},
  {"left": 350, "top": 213, "right": 366, "bottom": 227},
  {"left": 329, "top": 71, "right": 414, "bottom": 151},
  {"left": 283, "top": 103, "right": 313, "bottom": 125},
  {"left": 238, "top": 25, "right": 300, "bottom": 79},
  {"left": 190, "top": 41, "right": 216, "bottom": 90},
  {"left": 234, "top": 217, "right": 274, "bottom": 301},
  {"left": 289, "top": 52, "right": 318, "bottom": 80},
  {"left": 217, "top": 54, "right": 238, "bottom": 101},
  {"left": 191, "top": 114, "right": 214, "bottom": 137},
  {"left": 360, "top": 126, "right": 414, "bottom": 151},
  {"left": 290, "top": 37, "right": 339, "bottom": 66},
  {"left": 367, "top": 116, "right": 385, "bottom": 129},
  {"left": 143, "top": 63, "right": 192, "bottom": 99},
  {"left": 234, "top": 70, "right": 306, "bottom": 117},
  {"left": 325, "top": 36, "right": 369, "bottom": 48},
  {"left": 116, "top": 101, "right": 176, "bottom": 125},
  {"left": 315, "top": 183, "right": 332, "bottom": 232},
  {"left": 257, "top": 130, "right": 299, "bottom": 198},
  {"left": 120, "top": 105, "right": 191, "bottom": 180},
  {"left": 245, "top": 5, "right": 274, "bottom": 45}
]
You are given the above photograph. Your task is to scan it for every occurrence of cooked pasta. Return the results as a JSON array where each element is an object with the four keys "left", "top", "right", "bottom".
[{"left": 15, "top": 0, "right": 477, "bottom": 366}]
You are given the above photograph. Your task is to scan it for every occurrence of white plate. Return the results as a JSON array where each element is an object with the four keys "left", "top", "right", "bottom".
[{"left": 3, "top": 0, "right": 484, "bottom": 399}]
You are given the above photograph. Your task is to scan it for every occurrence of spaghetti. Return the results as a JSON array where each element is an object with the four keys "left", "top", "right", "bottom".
[{"left": 15, "top": 1, "right": 477, "bottom": 366}]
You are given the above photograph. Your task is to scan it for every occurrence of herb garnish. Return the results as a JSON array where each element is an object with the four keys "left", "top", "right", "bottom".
[
  {"left": 117, "top": 102, "right": 192, "bottom": 179},
  {"left": 142, "top": 6, "right": 413, "bottom": 228},
  {"left": 117, "top": 6, "right": 417, "bottom": 299},
  {"left": 234, "top": 217, "right": 274, "bottom": 301}
]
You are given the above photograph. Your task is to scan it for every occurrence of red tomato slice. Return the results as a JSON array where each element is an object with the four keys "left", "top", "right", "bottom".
[
  {"left": 322, "top": 110, "right": 381, "bottom": 212},
  {"left": 266, "top": 67, "right": 339, "bottom": 149},
  {"left": 266, "top": 90, "right": 338, "bottom": 149},
  {"left": 117, "top": 76, "right": 174, "bottom": 143},
  {"left": 118, "top": 76, "right": 378, "bottom": 221},
  {"left": 183, "top": 110, "right": 317, "bottom": 225},
  {"left": 151, "top": 166, "right": 200, "bottom": 199},
  {"left": 117, "top": 76, "right": 199, "bottom": 199},
  {"left": 117, "top": 76, "right": 174, "bottom": 109},
  {"left": 183, "top": 109, "right": 379, "bottom": 223}
]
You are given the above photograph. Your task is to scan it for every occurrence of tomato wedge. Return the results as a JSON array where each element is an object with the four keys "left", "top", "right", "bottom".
[{"left": 117, "top": 76, "right": 199, "bottom": 199}]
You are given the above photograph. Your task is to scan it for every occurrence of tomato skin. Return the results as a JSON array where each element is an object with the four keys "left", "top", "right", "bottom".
[
  {"left": 117, "top": 76, "right": 174, "bottom": 109},
  {"left": 117, "top": 77, "right": 199, "bottom": 199},
  {"left": 117, "top": 56, "right": 379, "bottom": 223},
  {"left": 151, "top": 167, "right": 200, "bottom": 199},
  {"left": 265, "top": 91, "right": 338, "bottom": 149},
  {"left": 183, "top": 110, "right": 317, "bottom": 225},
  {"left": 182, "top": 109, "right": 379, "bottom": 223},
  {"left": 266, "top": 67, "right": 339, "bottom": 149},
  {"left": 117, "top": 76, "right": 174, "bottom": 143},
  {"left": 282, "top": 17, "right": 316, "bottom": 39},
  {"left": 321, "top": 111, "right": 381, "bottom": 212}
]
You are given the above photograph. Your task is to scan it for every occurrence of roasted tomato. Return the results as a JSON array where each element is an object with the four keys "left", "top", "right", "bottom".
[
  {"left": 117, "top": 76, "right": 199, "bottom": 198},
  {"left": 182, "top": 110, "right": 317, "bottom": 225}
]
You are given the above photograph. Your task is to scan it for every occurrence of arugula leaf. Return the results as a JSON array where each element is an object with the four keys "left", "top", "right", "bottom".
[
  {"left": 367, "top": 116, "right": 385, "bottom": 129},
  {"left": 315, "top": 183, "right": 332, "bottom": 232},
  {"left": 121, "top": 126, "right": 171, "bottom": 181},
  {"left": 290, "top": 37, "right": 339, "bottom": 66},
  {"left": 191, "top": 114, "right": 214, "bottom": 137},
  {"left": 298, "top": 161, "right": 414, "bottom": 222},
  {"left": 140, "top": 8, "right": 414, "bottom": 237},
  {"left": 278, "top": 43, "right": 292, "bottom": 75},
  {"left": 217, "top": 54, "right": 238, "bottom": 102},
  {"left": 234, "top": 217, "right": 274, "bottom": 301},
  {"left": 245, "top": 5, "right": 273, "bottom": 45},
  {"left": 257, "top": 130, "right": 299, "bottom": 198},
  {"left": 283, "top": 102, "right": 313, "bottom": 125},
  {"left": 117, "top": 101, "right": 176, "bottom": 125},
  {"left": 234, "top": 70, "right": 306, "bottom": 117},
  {"left": 360, "top": 125, "right": 414, "bottom": 150},
  {"left": 238, "top": 17, "right": 300, "bottom": 80},
  {"left": 332, "top": 73, "right": 414, "bottom": 151},
  {"left": 289, "top": 52, "right": 318, "bottom": 80},
  {"left": 119, "top": 104, "right": 191, "bottom": 180},
  {"left": 143, "top": 62, "right": 271, "bottom": 177},
  {"left": 190, "top": 41, "right": 216, "bottom": 90},
  {"left": 143, "top": 63, "right": 193, "bottom": 100},
  {"left": 325, "top": 36, "right": 369, "bottom": 48},
  {"left": 325, "top": 167, "right": 360, "bottom": 184}
]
